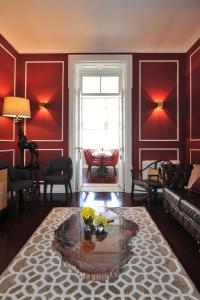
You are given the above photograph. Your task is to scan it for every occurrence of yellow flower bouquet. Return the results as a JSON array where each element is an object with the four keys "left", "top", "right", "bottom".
[{"left": 81, "top": 207, "right": 95, "bottom": 227}]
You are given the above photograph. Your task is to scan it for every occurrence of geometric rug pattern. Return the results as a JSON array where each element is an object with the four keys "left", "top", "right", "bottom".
[{"left": 0, "top": 207, "right": 199, "bottom": 300}]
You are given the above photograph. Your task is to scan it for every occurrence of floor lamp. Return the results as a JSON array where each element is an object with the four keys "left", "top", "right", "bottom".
[{"left": 2, "top": 96, "right": 31, "bottom": 167}]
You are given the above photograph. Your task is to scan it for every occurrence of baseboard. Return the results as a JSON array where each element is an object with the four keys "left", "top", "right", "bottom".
[
  {"left": 39, "top": 184, "right": 65, "bottom": 194},
  {"left": 80, "top": 184, "right": 122, "bottom": 192}
]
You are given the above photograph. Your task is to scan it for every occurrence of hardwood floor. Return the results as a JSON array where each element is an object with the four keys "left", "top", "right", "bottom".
[{"left": 0, "top": 192, "right": 199, "bottom": 292}]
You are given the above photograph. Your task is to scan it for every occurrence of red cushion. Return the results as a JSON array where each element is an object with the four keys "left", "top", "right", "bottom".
[{"left": 191, "top": 176, "right": 200, "bottom": 193}]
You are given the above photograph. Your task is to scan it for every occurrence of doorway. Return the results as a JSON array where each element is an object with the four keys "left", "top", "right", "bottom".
[{"left": 68, "top": 55, "right": 132, "bottom": 193}]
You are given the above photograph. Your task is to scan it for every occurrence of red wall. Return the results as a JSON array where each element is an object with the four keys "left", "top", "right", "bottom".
[
  {"left": 132, "top": 53, "right": 185, "bottom": 169},
  {"left": 0, "top": 42, "right": 69, "bottom": 174},
  {"left": 185, "top": 39, "right": 200, "bottom": 164},
  {"left": 0, "top": 33, "right": 199, "bottom": 180},
  {"left": 17, "top": 54, "right": 68, "bottom": 175},
  {"left": 0, "top": 35, "right": 18, "bottom": 165}
]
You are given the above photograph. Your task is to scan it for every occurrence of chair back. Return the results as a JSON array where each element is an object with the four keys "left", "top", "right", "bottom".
[
  {"left": 104, "top": 149, "right": 119, "bottom": 163},
  {"left": 45, "top": 156, "right": 73, "bottom": 179},
  {"left": 112, "top": 149, "right": 119, "bottom": 163},
  {"left": 83, "top": 150, "right": 92, "bottom": 164}
]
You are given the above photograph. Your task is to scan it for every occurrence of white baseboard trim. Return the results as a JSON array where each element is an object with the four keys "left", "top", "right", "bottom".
[
  {"left": 39, "top": 184, "right": 66, "bottom": 194},
  {"left": 80, "top": 184, "right": 122, "bottom": 192}
]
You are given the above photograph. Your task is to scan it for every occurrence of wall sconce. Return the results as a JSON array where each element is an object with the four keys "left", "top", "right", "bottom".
[
  {"left": 39, "top": 102, "right": 48, "bottom": 109},
  {"left": 156, "top": 101, "right": 164, "bottom": 109}
]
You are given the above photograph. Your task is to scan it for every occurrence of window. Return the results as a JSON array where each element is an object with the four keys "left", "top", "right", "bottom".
[
  {"left": 82, "top": 76, "right": 100, "bottom": 94},
  {"left": 81, "top": 96, "right": 120, "bottom": 149},
  {"left": 81, "top": 75, "right": 120, "bottom": 94},
  {"left": 80, "top": 67, "right": 122, "bottom": 149}
]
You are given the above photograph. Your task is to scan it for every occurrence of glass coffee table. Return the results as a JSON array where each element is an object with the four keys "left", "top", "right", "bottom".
[{"left": 52, "top": 210, "right": 139, "bottom": 281}]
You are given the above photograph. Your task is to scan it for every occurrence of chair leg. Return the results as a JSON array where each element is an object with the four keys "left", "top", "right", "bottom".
[
  {"left": 9, "top": 191, "right": 15, "bottom": 213},
  {"left": 131, "top": 182, "right": 134, "bottom": 201},
  {"left": 16, "top": 191, "right": 19, "bottom": 217},
  {"left": 65, "top": 183, "right": 68, "bottom": 195},
  {"left": 44, "top": 182, "right": 47, "bottom": 195},
  {"left": 50, "top": 184, "right": 53, "bottom": 194},
  {"left": 30, "top": 185, "right": 34, "bottom": 202},
  {"left": 68, "top": 181, "right": 72, "bottom": 194},
  {"left": 114, "top": 166, "right": 117, "bottom": 175},
  {"left": 86, "top": 166, "right": 91, "bottom": 177}
]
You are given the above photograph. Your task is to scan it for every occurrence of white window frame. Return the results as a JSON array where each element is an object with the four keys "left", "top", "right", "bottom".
[{"left": 80, "top": 68, "right": 122, "bottom": 96}]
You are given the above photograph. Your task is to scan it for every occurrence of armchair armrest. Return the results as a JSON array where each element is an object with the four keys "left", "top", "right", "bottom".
[{"left": 131, "top": 160, "right": 171, "bottom": 181}]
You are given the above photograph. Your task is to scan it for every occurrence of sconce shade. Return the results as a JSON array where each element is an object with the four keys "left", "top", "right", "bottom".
[
  {"left": 157, "top": 101, "right": 164, "bottom": 109},
  {"left": 2, "top": 97, "right": 31, "bottom": 119},
  {"left": 39, "top": 102, "right": 48, "bottom": 109}
]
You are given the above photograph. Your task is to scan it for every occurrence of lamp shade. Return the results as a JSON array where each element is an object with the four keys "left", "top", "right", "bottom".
[{"left": 2, "top": 97, "right": 31, "bottom": 119}]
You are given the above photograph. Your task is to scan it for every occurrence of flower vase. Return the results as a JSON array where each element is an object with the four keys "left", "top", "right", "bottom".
[
  {"left": 83, "top": 218, "right": 95, "bottom": 239},
  {"left": 95, "top": 223, "right": 108, "bottom": 241}
]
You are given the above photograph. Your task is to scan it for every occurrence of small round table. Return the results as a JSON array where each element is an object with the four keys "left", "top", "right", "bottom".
[{"left": 92, "top": 151, "right": 112, "bottom": 177}]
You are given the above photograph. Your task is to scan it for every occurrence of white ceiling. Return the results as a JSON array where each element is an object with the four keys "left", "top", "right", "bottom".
[{"left": 0, "top": 0, "right": 200, "bottom": 53}]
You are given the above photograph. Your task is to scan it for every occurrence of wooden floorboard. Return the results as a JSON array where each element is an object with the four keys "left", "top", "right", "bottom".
[{"left": 0, "top": 192, "right": 199, "bottom": 292}]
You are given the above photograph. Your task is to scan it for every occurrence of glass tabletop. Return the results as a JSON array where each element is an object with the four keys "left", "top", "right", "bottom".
[{"left": 52, "top": 210, "right": 139, "bottom": 281}]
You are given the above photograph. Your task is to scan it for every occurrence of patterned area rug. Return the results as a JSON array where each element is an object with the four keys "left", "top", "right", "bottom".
[{"left": 0, "top": 207, "right": 199, "bottom": 300}]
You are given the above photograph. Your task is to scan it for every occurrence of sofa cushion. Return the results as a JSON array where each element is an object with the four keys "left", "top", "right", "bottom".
[
  {"left": 162, "top": 164, "right": 193, "bottom": 188},
  {"left": 179, "top": 194, "right": 200, "bottom": 226},
  {"left": 191, "top": 176, "right": 200, "bottom": 193},
  {"left": 186, "top": 164, "right": 200, "bottom": 189}
]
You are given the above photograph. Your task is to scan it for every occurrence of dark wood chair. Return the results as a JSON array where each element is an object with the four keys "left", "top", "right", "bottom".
[
  {"left": 130, "top": 160, "right": 171, "bottom": 201},
  {"left": 43, "top": 156, "right": 73, "bottom": 197}
]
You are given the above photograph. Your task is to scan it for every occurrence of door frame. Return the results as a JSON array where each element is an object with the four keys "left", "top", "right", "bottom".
[{"left": 68, "top": 54, "right": 132, "bottom": 193}]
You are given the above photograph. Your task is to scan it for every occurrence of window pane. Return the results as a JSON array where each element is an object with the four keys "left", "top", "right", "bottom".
[
  {"left": 82, "top": 97, "right": 105, "bottom": 129},
  {"left": 82, "top": 129, "right": 105, "bottom": 149},
  {"left": 106, "top": 97, "right": 119, "bottom": 129},
  {"left": 81, "top": 96, "right": 120, "bottom": 149},
  {"left": 82, "top": 76, "right": 100, "bottom": 93},
  {"left": 101, "top": 76, "right": 119, "bottom": 93},
  {"left": 104, "top": 130, "right": 119, "bottom": 149}
]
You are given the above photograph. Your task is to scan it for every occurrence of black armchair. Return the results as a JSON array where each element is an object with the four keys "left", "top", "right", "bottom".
[
  {"left": 43, "top": 156, "right": 73, "bottom": 197},
  {"left": 130, "top": 160, "right": 171, "bottom": 201},
  {"left": 0, "top": 160, "right": 34, "bottom": 215}
]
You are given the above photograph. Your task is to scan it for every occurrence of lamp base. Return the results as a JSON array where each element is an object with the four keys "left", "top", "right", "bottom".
[{"left": 17, "top": 121, "right": 39, "bottom": 170}]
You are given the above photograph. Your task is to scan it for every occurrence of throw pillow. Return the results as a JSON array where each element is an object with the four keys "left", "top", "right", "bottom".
[
  {"left": 148, "top": 167, "right": 161, "bottom": 183},
  {"left": 186, "top": 164, "right": 200, "bottom": 189},
  {"left": 191, "top": 177, "right": 200, "bottom": 193}
]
